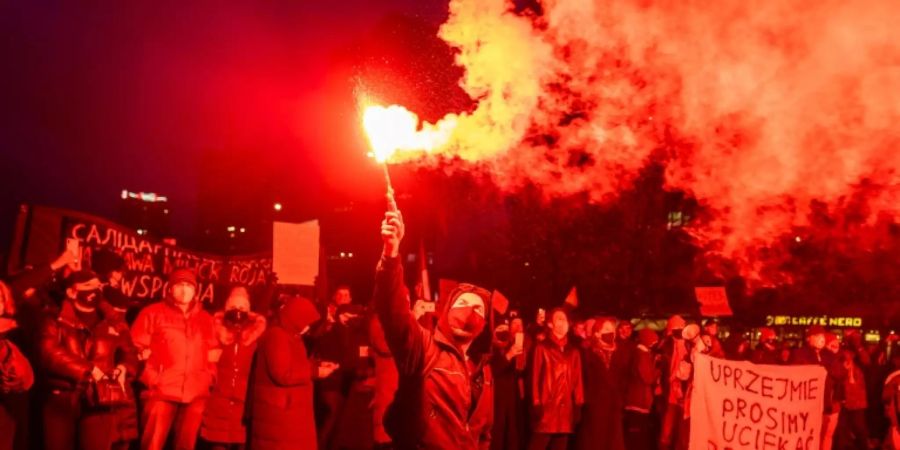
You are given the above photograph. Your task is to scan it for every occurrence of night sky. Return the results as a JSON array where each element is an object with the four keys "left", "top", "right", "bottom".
[{"left": 0, "top": 1, "right": 451, "bottom": 253}]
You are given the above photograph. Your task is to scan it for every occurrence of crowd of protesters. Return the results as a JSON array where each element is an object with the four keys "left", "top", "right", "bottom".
[{"left": 1, "top": 212, "right": 900, "bottom": 450}]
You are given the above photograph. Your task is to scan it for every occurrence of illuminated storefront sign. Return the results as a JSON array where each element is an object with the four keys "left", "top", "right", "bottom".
[{"left": 765, "top": 315, "right": 863, "bottom": 328}]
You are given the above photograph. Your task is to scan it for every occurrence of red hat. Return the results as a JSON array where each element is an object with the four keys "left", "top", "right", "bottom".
[
  {"left": 168, "top": 268, "right": 197, "bottom": 288},
  {"left": 279, "top": 296, "right": 321, "bottom": 334}
]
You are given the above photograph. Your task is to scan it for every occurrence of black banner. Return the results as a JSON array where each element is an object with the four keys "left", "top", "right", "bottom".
[{"left": 8, "top": 205, "right": 275, "bottom": 310}]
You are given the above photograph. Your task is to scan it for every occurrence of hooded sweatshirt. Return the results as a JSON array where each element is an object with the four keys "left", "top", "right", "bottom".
[{"left": 373, "top": 256, "right": 494, "bottom": 450}]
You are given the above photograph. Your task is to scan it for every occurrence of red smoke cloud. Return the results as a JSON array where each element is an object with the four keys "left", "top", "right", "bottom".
[{"left": 376, "top": 0, "right": 900, "bottom": 281}]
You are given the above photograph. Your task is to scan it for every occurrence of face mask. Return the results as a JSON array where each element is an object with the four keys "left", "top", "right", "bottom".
[
  {"left": 447, "top": 306, "right": 485, "bottom": 339},
  {"left": 76, "top": 289, "right": 101, "bottom": 308},
  {"left": 174, "top": 285, "right": 196, "bottom": 305},
  {"left": 224, "top": 309, "right": 250, "bottom": 329},
  {"left": 600, "top": 332, "right": 616, "bottom": 345},
  {"left": 672, "top": 329, "right": 683, "bottom": 339}
]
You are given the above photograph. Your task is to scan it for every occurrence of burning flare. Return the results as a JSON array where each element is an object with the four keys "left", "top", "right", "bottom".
[{"left": 361, "top": 104, "right": 457, "bottom": 163}]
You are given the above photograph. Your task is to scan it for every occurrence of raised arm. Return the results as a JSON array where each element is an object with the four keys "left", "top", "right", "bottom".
[{"left": 373, "top": 210, "right": 425, "bottom": 375}]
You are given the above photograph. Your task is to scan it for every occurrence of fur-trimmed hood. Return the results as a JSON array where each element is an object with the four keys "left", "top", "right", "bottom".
[{"left": 214, "top": 311, "right": 267, "bottom": 347}]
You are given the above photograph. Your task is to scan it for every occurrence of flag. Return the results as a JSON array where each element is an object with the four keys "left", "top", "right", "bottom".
[
  {"left": 418, "top": 239, "right": 432, "bottom": 301},
  {"left": 563, "top": 286, "right": 578, "bottom": 308},
  {"left": 492, "top": 290, "right": 510, "bottom": 315},
  {"left": 438, "top": 278, "right": 459, "bottom": 311}
]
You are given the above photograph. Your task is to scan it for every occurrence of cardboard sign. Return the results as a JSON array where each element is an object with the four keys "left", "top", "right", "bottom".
[
  {"left": 273, "top": 220, "right": 319, "bottom": 286},
  {"left": 690, "top": 353, "right": 826, "bottom": 450},
  {"left": 695, "top": 286, "right": 733, "bottom": 317}
]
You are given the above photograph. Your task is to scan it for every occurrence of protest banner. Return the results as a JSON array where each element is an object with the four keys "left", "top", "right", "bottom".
[
  {"left": 8, "top": 205, "right": 275, "bottom": 310},
  {"left": 690, "top": 353, "right": 826, "bottom": 450}
]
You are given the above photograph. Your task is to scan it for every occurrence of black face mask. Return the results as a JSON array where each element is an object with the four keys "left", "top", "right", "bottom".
[
  {"left": 223, "top": 310, "right": 251, "bottom": 329},
  {"left": 76, "top": 289, "right": 101, "bottom": 308},
  {"left": 495, "top": 330, "right": 511, "bottom": 343}
]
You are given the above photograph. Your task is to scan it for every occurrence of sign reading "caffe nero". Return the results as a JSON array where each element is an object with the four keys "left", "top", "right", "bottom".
[{"left": 765, "top": 315, "right": 863, "bottom": 328}]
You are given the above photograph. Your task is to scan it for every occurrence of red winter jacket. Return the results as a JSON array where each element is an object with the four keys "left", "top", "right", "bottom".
[
  {"left": 531, "top": 334, "right": 584, "bottom": 434},
  {"left": 374, "top": 256, "right": 493, "bottom": 450},
  {"left": 130, "top": 299, "right": 217, "bottom": 403}
]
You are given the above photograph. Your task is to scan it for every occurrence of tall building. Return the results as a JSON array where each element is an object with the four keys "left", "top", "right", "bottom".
[{"left": 118, "top": 190, "right": 172, "bottom": 238}]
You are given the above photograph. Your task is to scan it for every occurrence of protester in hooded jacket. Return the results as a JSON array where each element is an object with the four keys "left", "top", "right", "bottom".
[
  {"left": 491, "top": 318, "right": 526, "bottom": 450},
  {"left": 130, "top": 269, "right": 218, "bottom": 450},
  {"left": 0, "top": 281, "right": 34, "bottom": 450},
  {"left": 39, "top": 271, "right": 138, "bottom": 450},
  {"left": 529, "top": 308, "right": 583, "bottom": 450},
  {"left": 623, "top": 328, "right": 659, "bottom": 450},
  {"left": 250, "top": 295, "right": 338, "bottom": 450},
  {"left": 575, "top": 317, "right": 628, "bottom": 450},
  {"left": 201, "top": 286, "right": 267, "bottom": 450},
  {"left": 374, "top": 210, "right": 494, "bottom": 450}
]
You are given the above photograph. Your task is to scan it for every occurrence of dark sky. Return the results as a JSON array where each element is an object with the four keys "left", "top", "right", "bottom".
[{"left": 0, "top": 1, "right": 451, "bottom": 252}]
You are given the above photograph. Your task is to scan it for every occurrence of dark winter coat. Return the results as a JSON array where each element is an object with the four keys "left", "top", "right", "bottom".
[
  {"left": 373, "top": 256, "right": 493, "bottom": 450},
  {"left": 250, "top": 297, "right": 320, "bottom": 450},
  {"left": 370, "top": 317, "right": 398, "bottom": 445},
  {"left": 201, "top": 312, "right": 266, "bottom": 444},
  {"left": 624, "top": 344, "right": 658, "bottom": 413},
  {"left": 99, "top": 304, "right": 139, "bottom": 444},
  {"left": 750, "top": 344, "right": 781, "bottom": 365},
  {"left": 491, "top": 346, "right": 525, "bottom": 450},
  {"left": 576, "top": 344, "right": 627, "bottom": 450},
  {"left": 530, "top": 334, "right": 584, "bottom": 434},
  {"left": 38, "top": 300, "right": 138, "bottom": 392}
]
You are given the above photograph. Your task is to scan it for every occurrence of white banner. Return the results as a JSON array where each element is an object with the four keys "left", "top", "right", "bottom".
[{"left": 690, "top": 353, "right": 826, "bottom": 450}]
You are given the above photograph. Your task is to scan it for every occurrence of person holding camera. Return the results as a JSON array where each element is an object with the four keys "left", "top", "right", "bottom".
[
  {"left": 38, "top": 270, "right": 138, "bottom": 450},
  {"left": 200, "top": 286, "right": 267, "bottom": 450}
]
